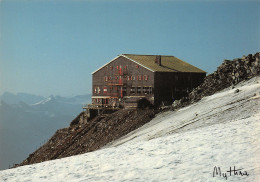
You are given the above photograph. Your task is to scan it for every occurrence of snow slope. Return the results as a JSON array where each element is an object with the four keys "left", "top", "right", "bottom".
[
  {"left": 1, "top": 77, "right": 260, "bottom": 182},
  {"left": 107, "top": 76, "right": 260, "bottom": 147}
]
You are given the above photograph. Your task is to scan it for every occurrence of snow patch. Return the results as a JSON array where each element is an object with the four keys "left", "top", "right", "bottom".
[{"left": 30, "top": 97, "right": 52, "bottom": 106}]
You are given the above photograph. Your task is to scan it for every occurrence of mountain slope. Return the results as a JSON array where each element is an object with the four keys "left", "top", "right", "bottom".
[
  {"left": 15, "top": 109, "right": 155, "bottom": 167},
  {"left": 106, "top": 76, "right": 260, "bottom": 147},
  {"left": 1, "top": 76, "right": 259, "bottom": 182}
]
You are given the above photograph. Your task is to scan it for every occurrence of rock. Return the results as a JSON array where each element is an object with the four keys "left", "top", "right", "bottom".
[
  {"left": 172, "top": 99, "right": 181, "bottom": 108},
  {"left": 234, "top": 89, "right": 240, "bottom": 93},
  {"left": 251, "top": 67, "right": 257, "bottom": 74},
  {"left": 175, "top": 52, "right": 260, "bottom": 107}
]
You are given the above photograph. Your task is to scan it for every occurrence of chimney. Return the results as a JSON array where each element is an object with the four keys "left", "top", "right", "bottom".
[{"left": 155, "top": 55, "right": 161, "bottom": 66}]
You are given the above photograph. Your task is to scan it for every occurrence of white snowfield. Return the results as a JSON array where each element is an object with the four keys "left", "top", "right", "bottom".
[{"left": 1, "top": 77, "right": 260, "bottom": 182}]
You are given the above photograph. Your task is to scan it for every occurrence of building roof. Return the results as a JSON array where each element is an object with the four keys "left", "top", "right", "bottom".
[
  {"left": 92, "top": 54, "right": 206, "bottom": 74},
  {"left": 122, "top": 54, "right": 206, "bottom": 73}
]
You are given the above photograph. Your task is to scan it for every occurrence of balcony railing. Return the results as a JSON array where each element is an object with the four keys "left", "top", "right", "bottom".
[{"left": 83, "top": 103, "right": 120, "bottom": 110}]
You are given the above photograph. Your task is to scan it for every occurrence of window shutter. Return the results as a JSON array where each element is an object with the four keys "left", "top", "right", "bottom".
[{"left": 103, "top": 87, "right": 107, "bottom": 93}]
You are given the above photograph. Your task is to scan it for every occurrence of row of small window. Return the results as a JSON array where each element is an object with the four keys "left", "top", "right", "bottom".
[
  {"left": 94, "top": 86, "right": 116, "bottom": 94},
  {"left": 104, "top": 75, "right": 149, "bottom": 82},
  {"left": 93, "top": 98, "right": 109, "bottom": 104},
  {"left": 93, "top": 98, "right": 120, "bottom": 104},
  {"left": 130, "top": 86, "right": 153, "bottom": 94},
  {"left": 94, "top": 86, "right": 153, "bottom": 94}
]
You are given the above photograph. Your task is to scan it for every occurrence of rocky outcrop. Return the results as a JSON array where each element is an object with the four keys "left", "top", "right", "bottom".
[{"left": 173, "top": 52, "right": 260, "bottom": 109}]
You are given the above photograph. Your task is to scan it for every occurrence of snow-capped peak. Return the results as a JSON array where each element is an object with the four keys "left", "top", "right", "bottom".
[{"left": 30, "top": 96, "right": 53, "bottom": 106}]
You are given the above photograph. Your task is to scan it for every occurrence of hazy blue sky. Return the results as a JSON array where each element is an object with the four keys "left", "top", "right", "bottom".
[{"left": 0, "top": 0, "right": 259, "bottom": 97}]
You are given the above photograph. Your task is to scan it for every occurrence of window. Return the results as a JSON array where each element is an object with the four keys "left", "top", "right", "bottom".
[
  {"left": 142, "top": 87, "right": 154, "bottom": 94},
  {"left": 119, "top": 66, "right": 122, "bottom": 75},
  {"left": 143, "top": 87, "right": 149, "bottom": 94},
  {"left": 94, "top": 87, "right": 100, "bottom": 94},
  {"left": 110, "top": 66, "right": 113, "bottom": 70},
  {"left": 144, "top": 75, "right": 148, "bottom": 81},
  {"left": 136, "top": 65, "right": 139, "bottom": 68},
  {"left": 124, "top": 65, "right": 128, "bottom": 70},
  {"left": 149, "top": 87, "right": 153, "bottom": 94},
  {"left": 130, "top": 87, "right": 135, "bottom": 94},
  {"left": 137, "top": 75, "right": 142, "bottom": 80},
  {"left": 137, "top": 86, "right": 142, "bottom": 94},
  {"left": 104, "top": 76, "right": 108, "bottom": 82},
  {"left": 103, "top": 87, "right": 107, "bottom": 93},
  {"left": 119, "top": 76, "right": 122, "bottom": 84}
]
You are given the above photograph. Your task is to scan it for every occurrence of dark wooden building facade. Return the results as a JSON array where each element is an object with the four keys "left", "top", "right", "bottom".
[{"left": 91, "top": 54, "right": 206, "bottom": 108}]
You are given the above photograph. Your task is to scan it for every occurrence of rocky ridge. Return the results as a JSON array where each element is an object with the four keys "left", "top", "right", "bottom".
[{"left": 173, "top": 52, "right": 260, "bottom": 108}]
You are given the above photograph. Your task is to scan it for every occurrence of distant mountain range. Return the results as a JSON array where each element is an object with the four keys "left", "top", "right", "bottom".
[
  {"left": 0, "top": 92, "right": 45, "bottom": 105},
  {"left": 0, "top": 92, "right": 91, "bottom": 170}
]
